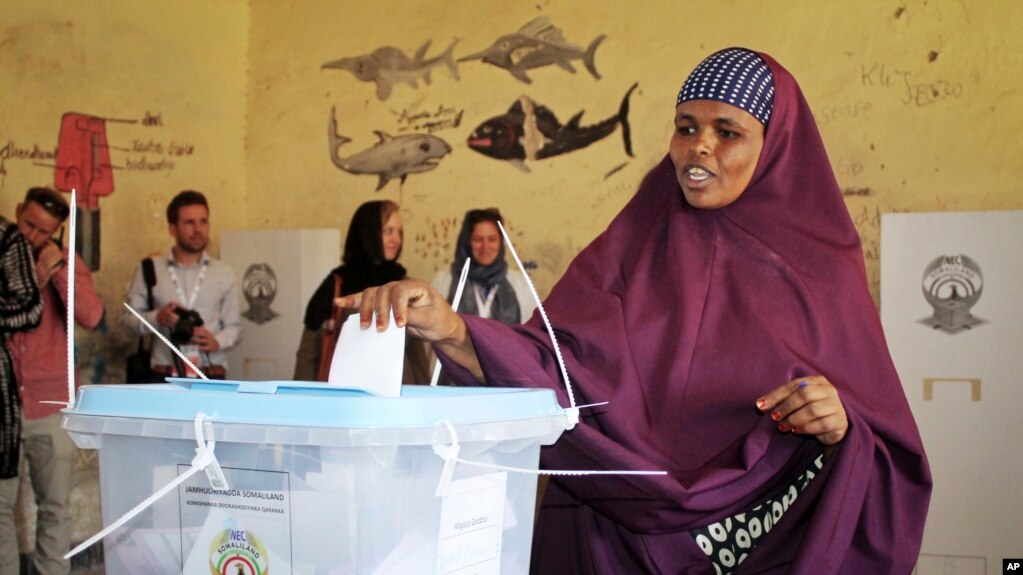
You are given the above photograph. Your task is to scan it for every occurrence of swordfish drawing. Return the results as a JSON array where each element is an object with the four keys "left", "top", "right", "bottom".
[
  {"left": 327, "top": 107, "right": 452, "bottom": 191},
  {"left": 466, "top": 83, "right": 637, "bottom": 172},
  {"left": 458, "top": 16, "right": 605, "bottom": 84},
  {"left": 322, "top": 38, "right": 460, "bottom": 100}
]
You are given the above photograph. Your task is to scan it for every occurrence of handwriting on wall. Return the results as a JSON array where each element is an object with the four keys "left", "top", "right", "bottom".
[
  {"left": 1, "top": 110, "right": 193, "bottom": 178},
  {"left": 589, "top": 178, "right": 635, "bottom": 210},
  {"left": 815, "top": 100, "right": 873, "bottom": 126},
  {"left": 860, "top": 62, "right": 964, "bottom": 107},
  {"left": 121, "top": 110, "right": 193, "bottom": 172},
  {"left": 123, "top": 138, "right": 194, "bottom": 172},
  {"left": 142, "top": 110, "right": 163, "bottom": 126},
  {"left": 834, "top": 157, "right": 865, "bottom": 178},
  {"left": 0, "top": 139, "right": 56, "bottom": 175},
  {"left": 393, "top": 103, "right": 464, "bottom": 134}
]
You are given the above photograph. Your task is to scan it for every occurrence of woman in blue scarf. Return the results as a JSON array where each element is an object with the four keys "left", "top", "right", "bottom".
[{"left": 431, "top": 208, "right": 536, "bottom": 324}]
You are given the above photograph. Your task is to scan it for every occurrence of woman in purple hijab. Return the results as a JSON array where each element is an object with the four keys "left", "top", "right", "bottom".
[{"left": 341, "top": 48, "right": 931, "bottom": 574}]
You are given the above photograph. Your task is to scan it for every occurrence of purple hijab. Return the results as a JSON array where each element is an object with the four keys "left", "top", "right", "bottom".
[{"left": 441, "top": 50, "right": 931, "bottom": 574}]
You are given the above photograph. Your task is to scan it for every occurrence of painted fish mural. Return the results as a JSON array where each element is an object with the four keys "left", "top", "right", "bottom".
[
  {"left": 466, "top": 83, "right": 637, "bottom": 172},
  {"left": 322, "top": 38, "right": 460, "bottom": 100},
  {"left": 328, "top": 107, "right": 452, "bottom": 190},
  {"left": 458, "top": 16, "right": 604, "bottom": 84}
]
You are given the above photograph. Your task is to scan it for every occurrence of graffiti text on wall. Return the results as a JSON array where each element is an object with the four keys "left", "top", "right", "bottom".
[
  {"left": 123, "top": 138, "right": 194, "bottom": 172},
  {"left": 0, "top": 139, "right": 56, "bottom": 175},
  {"left": 860, "top": 62, "right": 964, "bottom": 108},
  {"left": 394, "top": 103, "right": 464, "bottom": 134}
]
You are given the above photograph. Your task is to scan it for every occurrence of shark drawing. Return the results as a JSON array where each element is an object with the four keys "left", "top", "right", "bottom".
[
  {"left": 328, "top": 107, "right": 452, "bottom": 190},
  {"left": 466, "top": 83, "right": 637, "bottom": 172},
  {"left": 458, "top": 16, "right": 604, "bottom": 84},
  {"left": 322, "top": 38, "right": 460, "bottom": 100}
]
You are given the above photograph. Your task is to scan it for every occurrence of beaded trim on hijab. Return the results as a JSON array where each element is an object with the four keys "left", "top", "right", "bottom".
[{"left": 676, "top": 47, "right": 775, "bottom": 126}]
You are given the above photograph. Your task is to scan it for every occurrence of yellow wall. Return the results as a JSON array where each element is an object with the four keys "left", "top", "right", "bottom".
[
  {"left": 1, "top": 0, "right": 249, "bottom": 374},
  {"left": 246, "top": 0, "right": 1023, "bottom": 303},
  {"left": 2, "top": 0, "right": 1022, "bottom": 379}
]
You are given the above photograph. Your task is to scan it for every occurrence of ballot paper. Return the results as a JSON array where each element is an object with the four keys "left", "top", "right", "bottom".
[{"left": 327, "top": 311, "right": 405, "bottom": 396}]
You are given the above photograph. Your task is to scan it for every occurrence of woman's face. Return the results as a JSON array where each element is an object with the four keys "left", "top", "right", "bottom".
[
  {"left": 381, "top": 211, "right": 403, "bottom": 261},
  {"left": 470, "top": 220, "right": 502, "bottom": 267},
  {"left": 668, "top": 99, "right": 765, "bottom": 209}
]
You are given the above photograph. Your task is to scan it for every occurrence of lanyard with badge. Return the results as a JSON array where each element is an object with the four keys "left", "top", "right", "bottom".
[{"left": 167, "top": 258, "right": 208, "bottom": 375}]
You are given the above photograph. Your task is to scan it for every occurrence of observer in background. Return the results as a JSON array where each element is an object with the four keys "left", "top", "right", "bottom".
[
  {"left": 121, "top": 190, "right": 241, "bottom": 379},
  {"left": 431, "top": 208, "right": 537, "bottom": 324},
  {"left": 294, "top": 200, "right": 429, "bottom": 383},
  {"left": 3, "top": 187, "right": 104, "bottom": 575},
  {"left": 0, "top": 204, "right": 43, "bottom": 575}
]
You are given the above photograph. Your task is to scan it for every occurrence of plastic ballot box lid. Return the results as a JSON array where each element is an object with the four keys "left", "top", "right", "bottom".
[{"left": 63, "top": 379, "right": 571, "bottom": 447}]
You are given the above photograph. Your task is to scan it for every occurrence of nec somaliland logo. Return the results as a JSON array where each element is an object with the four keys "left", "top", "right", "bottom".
[
  {"left": 209, "top": 528, "right": 270, "bottom": 575},
  {"left": 920, "top": 254, "right": 986, "bottom": 334}
]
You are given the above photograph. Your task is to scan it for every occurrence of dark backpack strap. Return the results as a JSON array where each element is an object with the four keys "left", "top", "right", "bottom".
[
  {"left": 141, "top": 257, "right": 156, "bottom": 311},
  {"left": 137, "top": 257, "right": 158, "bottom": 354}
]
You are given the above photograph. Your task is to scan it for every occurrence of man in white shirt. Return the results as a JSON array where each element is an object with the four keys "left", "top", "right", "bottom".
[{"left": 121, "top": 190, "right": 240, "bottom": 379}]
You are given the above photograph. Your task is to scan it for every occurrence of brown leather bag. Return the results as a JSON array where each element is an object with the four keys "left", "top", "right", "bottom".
[{"left": 316, "top": 274, "right": 344, "bottom": 381}]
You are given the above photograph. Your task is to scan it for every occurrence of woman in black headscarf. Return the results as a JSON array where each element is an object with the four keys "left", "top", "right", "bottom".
[
  {"left": 430, "top": 208, "right": 536, "bottom": 325},
  {"left": 293, "top": 200, "right": 428, "bottom": 382}
]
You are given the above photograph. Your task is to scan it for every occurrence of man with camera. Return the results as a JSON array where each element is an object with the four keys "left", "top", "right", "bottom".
[
  {"left": 3, "top": 187, "right": 103, "bottom": 575},
  {"left": 122, "top": 190, "right": 240, "bottom": 380}
]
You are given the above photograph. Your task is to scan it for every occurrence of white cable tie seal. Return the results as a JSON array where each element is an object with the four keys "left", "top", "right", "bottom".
[
  {"left": 123, "top": 302, "right": 209, "bottom": 380},
  {"left": 497, "top": 222, "right": 578, "bottom": 430},
  {"left": 563, "top": 406, "right": 580, "bottom": 428},
  {"left": 431, "top": 420, "right": 666, "bottom": 493},
  {"left": 64, "top": 412, "right": 224, "bottom": 559},
  {"left": 196, "top": 415, "right": 228, "bottom": 490},
  {"left": 430, "top": 258, "right": 471, "bottom": 387},
  {"left": 563, "top": 401, "right": 612, "bottom": 431},
  {"left": 433, "top": 421, "right": 461, "bottom": 496},
  {"left": 66, "top": 188, "right": 77, "bottom": 409}
]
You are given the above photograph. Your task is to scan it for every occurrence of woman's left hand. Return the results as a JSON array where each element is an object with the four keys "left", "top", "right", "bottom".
[{"left": 755, "top": 375, "right": 848, "bottom": 446}]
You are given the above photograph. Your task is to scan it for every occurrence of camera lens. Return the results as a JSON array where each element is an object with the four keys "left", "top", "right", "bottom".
[
  {"left": 171, "top": 317, "right": 195, "bottom": 344},
  {"left": 170, "top": 308, "right": 203, "bottom": 344}
]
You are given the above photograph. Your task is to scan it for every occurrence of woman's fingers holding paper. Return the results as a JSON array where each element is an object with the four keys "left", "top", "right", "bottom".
[{"left": 336, "top": 280, "right": 459, "bottom": 342}]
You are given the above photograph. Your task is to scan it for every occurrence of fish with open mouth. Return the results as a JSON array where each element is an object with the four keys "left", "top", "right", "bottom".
[
  {"left": 458, "top": 16, "right": 604, "bottom": 84},
  {"left": 466, "top": 83, "right": 637, "bottom": 172},
  {"left": 322, "top": 38, "right": 460, "bottom": 100},
  {"left": 327, "top": 107, "right": 451, "bottom": 190}
]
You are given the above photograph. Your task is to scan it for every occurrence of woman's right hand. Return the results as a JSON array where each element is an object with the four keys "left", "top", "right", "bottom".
[
  {"left": 333, "top": 279, "right": 456, "bottom": 340},
  {"left": 335, "top": 279, "right": 483, "bottom": 380}
]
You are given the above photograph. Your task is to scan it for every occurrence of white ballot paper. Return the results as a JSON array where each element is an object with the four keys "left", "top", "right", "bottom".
[{"left": 327, "top": 311, "right": 405, "bottom": 396}]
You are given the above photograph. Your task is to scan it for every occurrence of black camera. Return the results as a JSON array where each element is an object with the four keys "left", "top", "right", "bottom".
[{"left": 170, "top": 307, "right": 204, "bottom": 344}]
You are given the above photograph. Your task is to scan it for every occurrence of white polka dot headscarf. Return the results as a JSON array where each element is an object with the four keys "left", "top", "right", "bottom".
[{"left": 676, "top": 48, "right": 775, "bottom": 126}]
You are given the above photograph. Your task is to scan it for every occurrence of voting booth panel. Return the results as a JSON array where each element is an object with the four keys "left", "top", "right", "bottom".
[
  {"left": 881, "top": 211, "right": 1023, "bottom": 575},
  {"left": 220, "top": 229, "right": 340, "bottom": 380}
]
